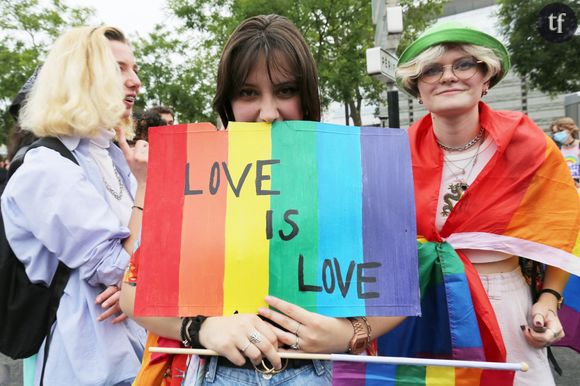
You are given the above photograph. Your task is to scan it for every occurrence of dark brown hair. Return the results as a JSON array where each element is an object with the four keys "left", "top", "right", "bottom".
[
  {"left": 213, "top": 14, "right": 320, "bottom": 127},
  {"left": 148, "top": 105, "right": 174, "bottom": 118}
]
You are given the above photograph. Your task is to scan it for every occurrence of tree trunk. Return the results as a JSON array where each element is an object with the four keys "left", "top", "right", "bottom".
[{"left": 348, "top": 97, "right": 362, "bottom": 127}]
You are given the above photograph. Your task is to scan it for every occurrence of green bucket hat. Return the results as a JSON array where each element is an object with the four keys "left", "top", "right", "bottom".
[{"left": 397, "top": 21, "right": 510, "bottom": 91}]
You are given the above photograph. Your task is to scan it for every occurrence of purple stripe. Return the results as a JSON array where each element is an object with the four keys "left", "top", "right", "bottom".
[
  {"left": 553, "top": 305, "right": 580, "bottom": 352},
  {"left": 332, "top": 361, "right": 367, "bottom": 386},
  {"left": 452, "top": 346, "right": 487, "bottom": 360},
  {"left": 360, "top": 127, "right": 420, "bottom": 316}
]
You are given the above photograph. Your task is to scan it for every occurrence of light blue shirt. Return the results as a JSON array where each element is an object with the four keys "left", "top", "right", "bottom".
[{"left": 1, "top": 136, "right": 146, "bottom": 386}]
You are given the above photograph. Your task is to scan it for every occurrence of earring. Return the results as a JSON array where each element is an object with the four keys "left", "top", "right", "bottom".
[
  {"left": 482, "top": 89, "right": 488, "bottom": 96},
  {"left": 418, "top": 98, "right": 423, "bottom": 104}
]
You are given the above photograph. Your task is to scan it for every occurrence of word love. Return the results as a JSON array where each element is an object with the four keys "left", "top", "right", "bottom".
[
  {"left": 298, "top": 255, "right": 381, "bottom": 299},
  {"left": 184, "top": 159, "right": 280, "bottom": 197}
]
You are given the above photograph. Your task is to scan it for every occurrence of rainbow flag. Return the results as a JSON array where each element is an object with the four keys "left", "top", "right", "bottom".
[
  {"left": 411, "top": 103, "right": 580, "bottom": 276},
  {"left": 397, "top": 102, "right": 580, "bottom": 383},
  {"left": 332, "top": 241, "right": 514, "bottom": 385},
  {"left": 135, "top": 121, "right": 420, "bottom": 317},
  {"left": 332, "top": 362, "right": 484, "bottom": 386}
]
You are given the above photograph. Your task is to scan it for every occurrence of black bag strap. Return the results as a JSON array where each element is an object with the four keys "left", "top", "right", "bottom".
[
  {"left": 8, "top": 137, "right": 77, "bottom": 385},
  {"left": 8, "top": 137, "right": 78, "bottom": 178}
]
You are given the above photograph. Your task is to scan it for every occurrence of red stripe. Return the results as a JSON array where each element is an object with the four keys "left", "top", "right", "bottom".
[
  {"left": 135, "top": 124, "right": 188, "bottom": 315},
  {"left": 178, "top": 124, "right": 227, "bottom": 315}
]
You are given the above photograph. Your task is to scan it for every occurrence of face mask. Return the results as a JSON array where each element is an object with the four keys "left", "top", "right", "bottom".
[{"left": 553, "top": 130, "right": 570, "bottom": 144}]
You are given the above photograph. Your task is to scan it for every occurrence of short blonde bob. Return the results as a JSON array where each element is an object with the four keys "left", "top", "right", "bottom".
[
  {"left": 396, "top": 43, "right": 503, "bottom": 98},
  {"left": 19, "top": 26, "right": 134, "bottom": 138}
]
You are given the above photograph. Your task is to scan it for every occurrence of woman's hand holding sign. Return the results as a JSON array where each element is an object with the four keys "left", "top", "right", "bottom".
[
  {"left": 259, "top": 296, "right": 405, "bottom": 354},
  {"left": 259, "top": 296, "right": 353, "bottom": 353},
  {"left": 199, "top": 313, "right": 282, "bottom": 369}
]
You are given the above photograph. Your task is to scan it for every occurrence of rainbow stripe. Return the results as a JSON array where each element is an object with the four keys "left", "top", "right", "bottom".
[
  {"left": 135, "top": 121, "right": 419, "bottom": 317},
  {"left": 332, "top": 362, "right": 483, "bottom": 385},
  {"left": 332, "top": 241, "right": 514, "bottom": 385}
]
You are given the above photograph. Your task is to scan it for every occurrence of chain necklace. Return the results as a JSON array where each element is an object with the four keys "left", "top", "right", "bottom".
[
  {"left": 102, "top": 166, "right": 124, "bottom": 201},
  {"left": 437, "top": 127, "right": 485, "bottom": 152},
  {"left": 92, "top": 156, "right": 124, "bottom": 201}
]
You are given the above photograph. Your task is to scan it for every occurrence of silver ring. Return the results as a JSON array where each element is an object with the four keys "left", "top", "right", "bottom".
[
  {"left": 248, "top": 330, "right": 263, "bottom": 345},
  {"left": 241, "top": 341, "right": 251, "bottom": 353},
  {"left": 290, "top": 335, "right": 300, "bottom": 350},
  {"left": 293, "top": 322, "right": 302, "bottom": 336}
]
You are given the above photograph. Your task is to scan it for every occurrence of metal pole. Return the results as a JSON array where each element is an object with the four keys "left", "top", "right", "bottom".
[{"left": 387, "top": 89, "right": 399, "bottom": 128}]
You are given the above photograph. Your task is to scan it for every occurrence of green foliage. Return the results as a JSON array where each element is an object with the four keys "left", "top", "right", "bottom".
[
  {"left": 0, "top": 0, "right": 93, "bottom": 142},
  {"left": 397, "top": 0, "right": 449, "bottom": 56},
  {"left": 132, "top": 24, "right": 217, "bottom": 123},
  {"left": 497, "top": 0, "right": 580, "bottom": 94},
  {"left": 169, "top": 0, "right": 383, "bottom": 126},
  {"left": 168, "top": 0, "right": 449, "bottom": 126}
]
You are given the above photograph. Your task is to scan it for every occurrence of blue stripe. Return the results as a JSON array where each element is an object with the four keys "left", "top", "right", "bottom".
[
  {"left": 366, "top": 363, "right": 397, "bottom": 385},
  {"left": 316, "top": 123, "right": 365, "bottom": 316},
  {"left": 444, "top": 273, "right": 483, "bottom": 348},
  {"left": 563, "top": 275, "right": 580, "bottom": 311}
]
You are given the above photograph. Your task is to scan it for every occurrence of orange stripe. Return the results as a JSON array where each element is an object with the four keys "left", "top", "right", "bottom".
[
  {"left": 505, "top": 137, "right": 580, "bottom": 251},
  {"left": 178, "top": 123, "right": 228, "bottom": 315},
  {"left": 454, "top": 367, "right": 482, "bottom": 386}
]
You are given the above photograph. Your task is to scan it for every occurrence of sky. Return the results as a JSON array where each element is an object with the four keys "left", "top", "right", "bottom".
[{"left": 71, "top": 0, "right": 175, "bottom": 37}]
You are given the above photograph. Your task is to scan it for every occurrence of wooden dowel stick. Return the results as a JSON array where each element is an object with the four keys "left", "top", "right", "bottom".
[{"left": 148, "top": 347, "right": 528, "bottom": 372}]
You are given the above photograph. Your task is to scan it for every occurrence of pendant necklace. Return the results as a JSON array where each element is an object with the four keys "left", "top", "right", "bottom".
[{"left": 440, "top": 132, "right": 485, "bottom": 216}]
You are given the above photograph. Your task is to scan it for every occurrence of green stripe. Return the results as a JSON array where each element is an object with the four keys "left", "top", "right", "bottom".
[
  {"left": 269, "top": 121, "right": 319, "bottom": 311},
  {"left": 417, "top": 241, "right": 465, "bottom": 297},
  {"left": 396, "top": 365, "right": 426, "bottom": 385}
]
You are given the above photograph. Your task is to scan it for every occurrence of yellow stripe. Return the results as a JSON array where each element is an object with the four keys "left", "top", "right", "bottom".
[
  {"left": 426, "top": 366, "right": 455, "bottom": 385},
  {"left": 223, "top": 122, "right": 271, "bottom": 314},
  {"left": 417, "top": 235, "right": 428, "bottom": 244}
]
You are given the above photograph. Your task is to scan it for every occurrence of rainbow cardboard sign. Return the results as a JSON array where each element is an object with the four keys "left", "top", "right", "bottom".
[{"left": 135, "top": 121, "right": 420, "bottom": 317}]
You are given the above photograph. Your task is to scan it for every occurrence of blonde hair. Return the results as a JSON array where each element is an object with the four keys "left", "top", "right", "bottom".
[
  {"left": 396, "top": 43, "right": 503, "bottom": 98},
  {"left": 550, "top": 117, "right": 579, "bottom": 139},
  {"left": 19, "top": 26, "right": 134, "bottom": 138}
]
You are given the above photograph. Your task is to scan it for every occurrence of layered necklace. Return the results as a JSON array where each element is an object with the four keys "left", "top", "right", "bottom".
[{"left": 440, "top": 130, "right": 485, "bottom": 217}]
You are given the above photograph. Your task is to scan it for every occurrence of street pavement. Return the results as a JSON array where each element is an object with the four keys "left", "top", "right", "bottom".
[{"left": 1, "top": 347, "right": 578, "bottom": 385}]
